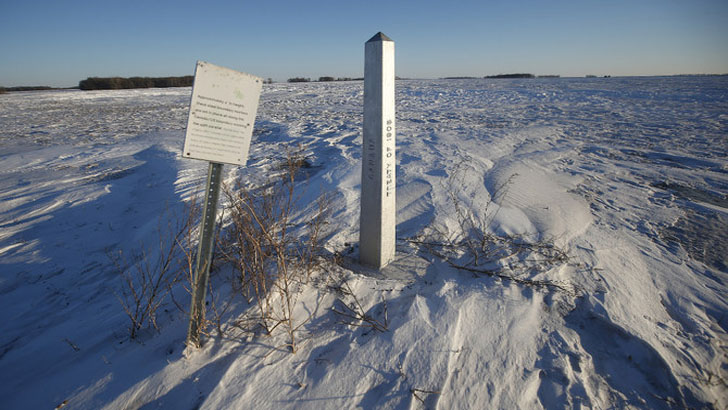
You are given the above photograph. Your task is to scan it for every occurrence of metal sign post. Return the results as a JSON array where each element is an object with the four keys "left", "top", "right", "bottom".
[
  {"left": 182, "top": 61, "right": 262, "bottom": 348},
  {"left": 187, "top": 161, "right": 223, "bottom": 347}
]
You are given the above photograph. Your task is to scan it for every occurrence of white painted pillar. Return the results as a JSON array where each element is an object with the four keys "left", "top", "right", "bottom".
[{"left": 360, "top": 32, "right": 396, "bottom": 269}]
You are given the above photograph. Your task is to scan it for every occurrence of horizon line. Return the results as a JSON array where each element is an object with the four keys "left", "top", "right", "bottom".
[{"left": 3, "top": 73, "right": 728, "bottom": 90}]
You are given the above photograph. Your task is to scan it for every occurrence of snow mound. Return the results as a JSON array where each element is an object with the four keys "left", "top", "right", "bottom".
[{"left": 486, "top": 158, "right": 592, "bottom": 245}]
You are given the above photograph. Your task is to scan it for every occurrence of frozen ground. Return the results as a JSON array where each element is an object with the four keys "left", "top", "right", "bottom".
[{"left": 0, "top": 76, "right": 726, "bottom": 409}]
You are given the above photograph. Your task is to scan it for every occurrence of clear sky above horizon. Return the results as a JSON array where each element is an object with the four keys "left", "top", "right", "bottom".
[{"left": 1, "top": 0, "right": 727, "bottom": 87}]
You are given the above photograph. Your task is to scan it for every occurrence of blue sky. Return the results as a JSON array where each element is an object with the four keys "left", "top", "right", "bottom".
[{"left": 1, "top": 0, "right": 727, "bottom": 87}]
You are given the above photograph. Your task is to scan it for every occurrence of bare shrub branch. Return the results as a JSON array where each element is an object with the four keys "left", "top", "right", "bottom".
[
  {"left": 412, "top": 159, "right": 579, "bottom": 295},
  {"left": 219, "top": 146, "right": 331, "bottom": 352},
  {"left": 112, "top": 201, "right": 197, "bottom": 339},
  {"left": 331, "top": 280, "right": 388, "bottom": 332},
  {"left": 411, "top": 388, "right": 442, "bottom": 404}
]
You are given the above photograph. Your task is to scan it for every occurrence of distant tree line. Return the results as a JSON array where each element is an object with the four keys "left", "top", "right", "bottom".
[
  {"left": 485, "top": 73, "right": 535, "bottom": 79},
  {"left": 442, "top": 74, "right": 561, "bottom": 80},
  {"left": 0, "top": 85, "right": 55, "bottom": 93},
  {"left": 286, "top": 76, "right": 363, "bottom": 83},
  {"left": 79, "top": 76, "right": 194, "bottom": 90}
]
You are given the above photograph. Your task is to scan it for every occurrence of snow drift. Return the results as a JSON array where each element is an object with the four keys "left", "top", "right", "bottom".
[{"left": 1, "top": 76, "right": 726, "bottom": 409}]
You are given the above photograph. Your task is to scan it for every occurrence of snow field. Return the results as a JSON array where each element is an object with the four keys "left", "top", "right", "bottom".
[{"left": 0, "top": 77, "right": 726, "bottom": 409}]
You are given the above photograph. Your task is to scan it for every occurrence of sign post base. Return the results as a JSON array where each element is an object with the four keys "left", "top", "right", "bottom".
[{"left": 186, "top": 161, "right": 223, "bottom": 348}]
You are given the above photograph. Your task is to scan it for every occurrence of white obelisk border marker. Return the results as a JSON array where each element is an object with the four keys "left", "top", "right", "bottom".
[{"left": 360, "top": 32, "right": 395, "bottom": 269}]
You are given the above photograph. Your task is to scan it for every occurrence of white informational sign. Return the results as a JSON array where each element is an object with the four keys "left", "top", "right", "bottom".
[{"left": 182, "top": 61, "right": 262, "bottom": 166}]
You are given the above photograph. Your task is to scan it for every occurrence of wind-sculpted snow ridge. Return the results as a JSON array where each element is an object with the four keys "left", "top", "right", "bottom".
[
  {"left": 0, "top": 87, "right": 191, "bottom": 146},
  {"left": 0, "top": 76, "right": 726, "bottom": 409}
]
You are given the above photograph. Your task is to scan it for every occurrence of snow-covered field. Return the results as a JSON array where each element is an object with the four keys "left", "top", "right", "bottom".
[{"left": 1, "top": 76, "right": 726, "bottom": 409}]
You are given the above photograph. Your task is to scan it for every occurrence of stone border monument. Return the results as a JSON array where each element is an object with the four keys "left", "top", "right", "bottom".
[{"left": 360, "top": 32, "right": 396, "bottom": 269}]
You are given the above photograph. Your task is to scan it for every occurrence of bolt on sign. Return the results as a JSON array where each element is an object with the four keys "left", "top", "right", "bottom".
[
  {"left": 183, "top": 61, "right": 262, "bottom": 166},
  {"left": 182, "top": 61, "right": 262, "bottom": 348}
]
